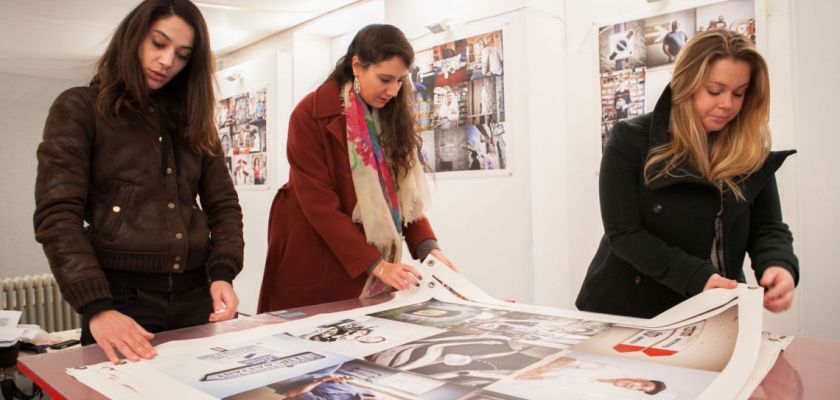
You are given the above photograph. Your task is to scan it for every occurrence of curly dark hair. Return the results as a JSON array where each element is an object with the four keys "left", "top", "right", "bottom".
[{"left": 327, "top": 24, "right": 419, "bottom": 180}]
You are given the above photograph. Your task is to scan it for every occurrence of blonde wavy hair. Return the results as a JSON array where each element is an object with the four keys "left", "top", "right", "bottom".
[{"left": 644, "top": 29, "right": 771, "bottom": 201}]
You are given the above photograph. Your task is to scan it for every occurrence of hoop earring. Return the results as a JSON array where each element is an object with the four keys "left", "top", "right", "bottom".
[{"left": 353, "top": 76, "right": 361, "bottom": 94}]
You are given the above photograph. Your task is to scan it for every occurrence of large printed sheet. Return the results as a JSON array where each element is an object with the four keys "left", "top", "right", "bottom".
[{"left": 68, "top": 257, "right": 780, "bottom": 399}]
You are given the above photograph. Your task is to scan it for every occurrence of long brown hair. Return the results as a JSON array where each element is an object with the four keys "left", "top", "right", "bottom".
[
  {"left": 644, "top": 29, "right": 771, "bottom": 200},
  {"left": 327, "top": 24, "right": 418, "bottom": 179},
  {"left": 92, "top": 0, "right": 219, "bottom": 155}
]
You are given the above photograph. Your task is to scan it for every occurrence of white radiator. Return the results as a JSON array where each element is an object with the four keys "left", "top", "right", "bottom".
[{"left": 1, "top": 274, "right": 80, "bottom": 332}]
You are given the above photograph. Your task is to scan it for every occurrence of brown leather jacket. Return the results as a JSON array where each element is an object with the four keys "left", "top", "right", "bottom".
[{"left": 34, "top": 86, "right": 244, "bottom": 313}]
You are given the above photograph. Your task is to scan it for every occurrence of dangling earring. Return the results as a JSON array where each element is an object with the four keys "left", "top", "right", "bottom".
[{"left": 353, "top": 76, "right": 361, "bottom": 94}]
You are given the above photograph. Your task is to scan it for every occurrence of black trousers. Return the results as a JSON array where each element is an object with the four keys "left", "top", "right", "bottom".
[{"left": 80, "top": 283, "right": 213, "bottom": 346}]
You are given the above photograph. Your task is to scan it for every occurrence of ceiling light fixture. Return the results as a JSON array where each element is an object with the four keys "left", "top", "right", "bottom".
[{"left": 425, "top": 19, "right": 452, "bottom": 34}]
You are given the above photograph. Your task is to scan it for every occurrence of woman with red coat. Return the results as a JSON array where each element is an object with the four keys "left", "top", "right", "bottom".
[{"left": 258, "top": 24, "right": 455, "bottom": 312}]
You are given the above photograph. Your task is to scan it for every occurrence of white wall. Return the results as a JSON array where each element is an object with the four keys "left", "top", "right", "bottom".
[
  {"left": 0, "top": 72, "right": 87, "bottom": 279},
  {"left": 386, "top": 0, "right": 565, "bottom": 304},
  {"left": 789, "top": 0, "right": 840, "bottom": 339},
  {"left": 216, "top": 54, "right": 294, "bottom": 316}
]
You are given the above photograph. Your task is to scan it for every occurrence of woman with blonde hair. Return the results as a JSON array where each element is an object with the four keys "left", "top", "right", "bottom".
[{"left": 576, "top": 29, "right": 798, "bottom": 318}]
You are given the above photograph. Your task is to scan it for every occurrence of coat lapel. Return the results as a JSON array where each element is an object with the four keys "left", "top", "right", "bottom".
[{"left": 312, "top": 79, "right": 347, "bottom": 143}]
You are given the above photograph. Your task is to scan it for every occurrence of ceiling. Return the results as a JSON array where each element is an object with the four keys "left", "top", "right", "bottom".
[{"left": 0, "top": 0, "right": 361, "bottom": 80}]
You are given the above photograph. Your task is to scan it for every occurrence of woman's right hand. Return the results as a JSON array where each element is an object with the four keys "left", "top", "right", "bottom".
[
  {"left": 89, "top": 310, "right": 156, "bottom": 364},
  {"left": 703, "top": 273, "right": 739, "bottom": 291},
  {"left": 374, "top": 260, "right": 422, "bottom": 291}
]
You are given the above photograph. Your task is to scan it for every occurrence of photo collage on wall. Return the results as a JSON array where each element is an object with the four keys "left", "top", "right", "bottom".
[
  {"left": 215, "top": 87, "right": 268, "bottom": 187},
  {"left": 413, "top": 30, "right": 507, "bottom": 174},
  {"left": 598, "top": 0, "right": 755, "bottom": 149}
]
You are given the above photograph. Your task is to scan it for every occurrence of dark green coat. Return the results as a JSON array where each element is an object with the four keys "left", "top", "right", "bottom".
[{"left": 576, "top": 87, "right": 799, "bottom": 318}]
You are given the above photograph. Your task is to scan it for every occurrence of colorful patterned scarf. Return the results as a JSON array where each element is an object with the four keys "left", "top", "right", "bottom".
[{"left": 342, "top": 82, "right": 430, "bottom": 296}]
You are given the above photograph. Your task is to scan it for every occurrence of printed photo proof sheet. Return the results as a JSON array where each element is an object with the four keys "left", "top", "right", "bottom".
[{"left": 67, "top": 256, "right": 785, "bottom": 399}]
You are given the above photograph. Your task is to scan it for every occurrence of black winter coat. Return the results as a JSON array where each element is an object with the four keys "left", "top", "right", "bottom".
[{"left": 576, "top": 87, "right": 799, "bottom": 318}]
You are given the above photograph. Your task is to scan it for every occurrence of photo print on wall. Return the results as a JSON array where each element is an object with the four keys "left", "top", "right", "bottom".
[
  {"left": 413, "top": 30, "right": 508, "bottom": 175},
  {"left": 598, "top": 0, "right": 755, "bottom": 150},
  {"left": 215, "top": 87, "right": 268, "bottom": 187}
]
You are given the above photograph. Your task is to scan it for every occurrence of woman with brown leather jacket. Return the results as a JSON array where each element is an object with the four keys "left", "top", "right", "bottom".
[{"left": 33, "top": 0, "right": 243, "bottom": 363}]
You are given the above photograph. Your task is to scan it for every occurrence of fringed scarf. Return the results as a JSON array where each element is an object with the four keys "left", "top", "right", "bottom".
[{"left": 342, "top": 82, "right": 430, "bottom": 297}]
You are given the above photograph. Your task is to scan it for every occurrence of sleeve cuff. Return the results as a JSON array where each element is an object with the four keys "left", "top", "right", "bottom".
[
  {"left": 414, "top": 240, "right": 440, "bottom": 261},
  {"left": 80, "top": 299, "right": 114, "bottom": 321},
  {"left": 208, "top": 264, "right": 236, "bottom": 284},
  {"left": 685, "top": 263, "right": 716, "bottom": 296},
  {"left": 366, "top": 257, "right": 385, "bottom": 276},
  {"left": 756, "top": 260, "right": 799, "bottom": 286}
]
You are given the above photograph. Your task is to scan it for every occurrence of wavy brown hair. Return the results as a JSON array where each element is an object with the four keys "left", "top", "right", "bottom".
[
  {"left": 327, "top": 24, "right": 419, "bottom": 180},
  {"left": 644, "top": 29, "right": 771, "bottom": 200},
  {"left": 92, "top": 0, "right": 219, "bottom": 155}
]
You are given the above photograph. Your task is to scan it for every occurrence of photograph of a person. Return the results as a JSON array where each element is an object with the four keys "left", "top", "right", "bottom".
[
  {"left": 489, "top": 351, "right": 717, "bottom": 399},
  {"left": 466, "top": 77, "right": 502, "bottom": 125},
  {"left": 433, "top": 84, "right": 466, "bottom": 129},
  {"left": 369, "top": 299, "right": 509, "bottom": 330},
  {"left": 366, "top": 330, "right": 560, "bottom": 389},
  {"left": 466, "top": 31, "right": 504, "bottom": 80},
  {"left": 215, "top": 87, "right": 269, "bottom": 187},
  {"left": 696, "top": 0, "right": 755, "bottom": 39},
  {"left": 643, "top": 9, "right": 695, "bottom": 68},
  {"left": 413, "top": 30, "right": 509, "bottom": 174}
]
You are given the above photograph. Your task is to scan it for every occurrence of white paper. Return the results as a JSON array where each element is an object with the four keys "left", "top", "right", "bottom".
[{"left": 65, "top": 256, "right": 778, "bottom": 400}]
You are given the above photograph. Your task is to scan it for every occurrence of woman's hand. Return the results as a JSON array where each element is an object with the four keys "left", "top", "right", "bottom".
[
  {"left": 430, "top": 249, "right": 457, "bottom": 271},
  {"left": 760, "top": 267, "right": 795, "bottom": 312},
  {"left": 703, "top": 273, "right": 738, "bottom": 291},
  {"left": 374, "top": 260, "right": 422, "bottom": 290},
  {"left": 209, "top": 280, "right": 239, "bottom": 322},
  {"left": 89, "top": 310, "right": 156, "bottom": 364}
]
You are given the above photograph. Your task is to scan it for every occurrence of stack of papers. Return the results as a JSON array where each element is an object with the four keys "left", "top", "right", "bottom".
[
  {"left": 0, "top": 310, "right": 41, "bottom": 347},
  {"left": 66, "top": 257, "right": 790, "bottom": 400}
]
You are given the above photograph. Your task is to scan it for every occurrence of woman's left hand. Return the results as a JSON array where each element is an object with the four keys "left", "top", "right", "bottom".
[
  {"left": 209, "top": 280, "right": 239, "bottom": 322},
  {"left": 430, "top": 249, "right": 457, "bottom": 271},
  {"left": 760, "top": 267, "right": 795, "bottom": 312}
]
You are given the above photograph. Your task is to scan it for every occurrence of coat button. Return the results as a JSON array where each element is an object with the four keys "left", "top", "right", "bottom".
[
  {"left": 166, "top": 167, "right": 173, "bottom": 175},
  {"left": 158, "top": 136, "right": 163, "bottom": 142},
  {"left": 112, "top": 205, "right": 121, "bottom": 213},
  {"left": 652, "top": 203, "right": 664, "bottom": 214},
  {"left": 167, "top": 202, "right": 176, "bottom": 209},
  {"left": 175, "top": 232, "right": 183, "bottom": 240},
  {"left": 173, "top": 263, "right": 181, "bottom": 270},
  {"left": 634, "top": 276, "right": 642, "bottom": 284},
  {"left": 174, "top": 255, "right": 182, "bottom": 262}
]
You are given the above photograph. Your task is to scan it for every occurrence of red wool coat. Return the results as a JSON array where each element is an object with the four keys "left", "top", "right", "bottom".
[{"left": 257, "top": 80, "right": 436, "bottom": 312}]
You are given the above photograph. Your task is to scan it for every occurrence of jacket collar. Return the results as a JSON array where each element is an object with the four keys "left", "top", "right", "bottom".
[
  {"left": 646, "top": 85, "right": 797, "bottom": 195},
  {"left": 647, "top": 85, "right": 715, "bottom": 190},
  {"left": 311, "top": 79, "right": 347, "bottom": 142}
]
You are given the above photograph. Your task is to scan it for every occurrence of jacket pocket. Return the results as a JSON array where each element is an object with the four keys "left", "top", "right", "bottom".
[{"left": 96, "top": 180, "right": 134, "bottom": 241}]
